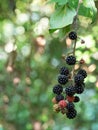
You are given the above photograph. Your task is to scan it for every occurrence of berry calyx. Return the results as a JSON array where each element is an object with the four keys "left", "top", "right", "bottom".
[
  {"left": 58, "top": 100, "right": 67, "bottom": 109},
  {"left": 79, "top": 59, "right": 85, "bottom": 64},
  {"left": 66, "top": 55, "right": 76, "bottom": 65},
  {"left": 52, "top": 97, "right": 57, "bottom": 104},
  {"left": 68, "top": 31, "right": 77, "bottom": 40},
  {"left": 61, "top": 108, "right": 68, "bottom": 114},
  {"left": 53, "top": 84, "right": 63, "bottom": 95}
]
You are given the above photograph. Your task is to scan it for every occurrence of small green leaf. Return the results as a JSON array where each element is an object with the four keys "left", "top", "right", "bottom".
[
  {"left": 59, "top": 25, "right": 70, "bottom": 39},
  {"left": 49, "top": 5, "right": 76, "bottom": 29}
]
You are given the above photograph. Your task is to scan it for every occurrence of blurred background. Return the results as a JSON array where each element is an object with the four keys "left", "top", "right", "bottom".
[{"left": 0, "top": 0, "right": 98, "bottom": 130}]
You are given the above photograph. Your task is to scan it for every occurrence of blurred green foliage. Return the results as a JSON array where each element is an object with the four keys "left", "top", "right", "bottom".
[{"left": 0, "top": 0, "right": 98, "bottom": 130}]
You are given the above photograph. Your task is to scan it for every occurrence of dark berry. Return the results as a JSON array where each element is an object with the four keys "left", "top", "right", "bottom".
[
  {"left": 66, "top": 102, "right": 75, "bottom": 110},
  {"left": 58, "top": 75, "right": 68, "bottom": 85},
  {"left": 60, "top": 66, "right": 69, "bottom": 76},
  {"left": 65, "top": 86, "right": 76, "bottom": 96},
  {"left": 74, "top": 74, "right": 84, "bottom": 85},
  {"left": 66, "top": 109, "right": 77, "bottom": 119},
  {"left": 66, "top": 55, "right": 76, "bottom": 65},
  {"left": 74, "top": 96, "right": 80, "bottom": 102},
  {"left": 68, "top": 31, "right": 77, "bottom": 40},
  {"left": 78, "top": 69, "right": 87, "bottom": 78},
  {"left": 75, "top": 84, "right": 84, "bottom": 94},
  {"left": 53, "top": 84, "right": 63, "bottom": 95},
  {"left": 56, "top": 94, "right": 64, "bottom": 102}
]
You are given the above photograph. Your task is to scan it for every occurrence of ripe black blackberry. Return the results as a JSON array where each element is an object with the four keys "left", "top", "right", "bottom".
[
  {"left": 78, "top": 69, "right": 87, "bottom": 78},
  {"left": 66, "top": 55, "right": 76, "bottom": 65},
  {"left": 74, "top": 96, "right": 80, "bottom": 102},
  {"left": 53, "top": 84, "right": 63, "bottom": 95},
  {"left": 66, "top": 102, "right": 75, "bottom": 110},
  {"left": 58, "top": 75, "right": 68, "bottom": 85},
  {"left": 75, "top": 84, "right": 84, "bottom": 94},
  {"left": 68, "top": 31, "right": 77, "bottom": 40},
  {"left": 74, "top": 74, "right": 84, "bottom": 85},
  {"left": 66, "top": 109, "right": 77, "bottom": 119},
  {"left": 56, "top": 94, "right": 64, "bottom": 102},
  {"left": 60, "top": 66, "right": 69, "bottom": 76},
  {"left": 65, "top": 86, "right": 76, "bottom": 96}
]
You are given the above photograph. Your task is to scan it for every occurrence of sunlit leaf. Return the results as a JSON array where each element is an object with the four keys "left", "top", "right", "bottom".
[{"left": 50, "top": 5, "right": 76, "bottom": 29}]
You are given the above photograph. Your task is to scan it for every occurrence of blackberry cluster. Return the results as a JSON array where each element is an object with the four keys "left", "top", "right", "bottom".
[{"left": 52, "top": 31, "right": 87, "bottom": 119}]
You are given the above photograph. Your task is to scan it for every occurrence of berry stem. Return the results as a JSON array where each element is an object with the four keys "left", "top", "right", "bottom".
[{"left": 71, "top": 0, "right": 81, "bottom": 83}]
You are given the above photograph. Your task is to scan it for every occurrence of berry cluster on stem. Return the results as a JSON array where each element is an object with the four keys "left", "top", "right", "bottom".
[{"left": 52, "top": 0, "right": 87, "bottom": 119}]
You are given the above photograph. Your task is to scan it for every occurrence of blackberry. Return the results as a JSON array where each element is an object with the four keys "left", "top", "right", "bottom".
[
  {"left": 66, "top": 102, "right": 75, "bottom": 110},
  {"left": 53, "top": 84, "right": 63, "bottom": 95},
  {"left": 66, "top": 55, "right": 76, "bottom": 65},
  {"left": 60, "top": 66, "right": 69, "bottom": 76},
  {"left": 65, "top": 86, "right": 76, "bottom": 96},
  {"left": 66, "top": 109, "right": 77, "bottom": 119},
  {"left": 68, "top": 31, "right": 77, "bottom": 40},
  {"left": 74, "top": 96, "right": 80, "bottom": 102},
  {"left": 78, "top": 69, "right": 87, "bottom": 78},
  {"left": 58, "top": 75, "right": 68, "bottom": 85},
  {"left": 75, "top": 84, "right": 84, "bottom": 94},
  {"left": 56, "top": 94, "right": 64, "bottom": 102},
  {"left": 74, "top": 74, "right": 84, "bottom": 85}
]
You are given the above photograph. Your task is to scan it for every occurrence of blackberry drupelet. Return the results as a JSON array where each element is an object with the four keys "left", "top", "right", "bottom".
[
  {"left": 78, "top": 69, "right": 87, "bottom": 78},
  {"left": 74, "top": 74, "right": 84, "bottom": 85},
  {"left": 66, "top": 55, "right": 76, "bottom": 65},
  {"left": 65, "top": 86, "right": 76, "bottom": 96},
  {"left": 74, "top": 96, "right": 80, "bottom": 102},
  {"left": 58, "top": 75, "right": 68, "bottom": 85},
  {"left": 53, "top": 84, "right": 63, "bottom": 95},
  {"left": 66, "top": 109, "right": 77, "bottom": 119},
  {"left": 66, "top": 102, "right": 75, "bottom": 110},
  {"left": 60, "top": 66, "right": 69, "bottom": 76},
  {"left": 56, "top": 94, "right": 64, "bottom": 102},
  {"left": 75, "top": 84, "right": 84, "bottom": 94},
  {"left": 68, "top": 31, "right": 77, "bottom": 40}
]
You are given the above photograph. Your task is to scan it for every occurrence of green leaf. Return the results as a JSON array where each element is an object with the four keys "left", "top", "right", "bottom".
[
  {"left": 50, "top": 0, "right": 68, "bottom": 5},
  {"left": 49, "top": 5, "right": 76, "bottom": 29},
  {"left": 68, "top": 0, "right": 97, "bottom": 23},
  {"left": 79, "top": 0, "right": 97, "bottom": 23},
  {"left": 59, "top": 25, "right": 70, "bottom": 39}
]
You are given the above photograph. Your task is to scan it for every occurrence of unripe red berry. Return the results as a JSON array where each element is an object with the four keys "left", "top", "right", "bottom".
[
  {"left": 58, "top": 100, "right": 67, "bottom": 109},
  {"left": 66, "top": 96, "right": 75, "bottom": 102}
]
